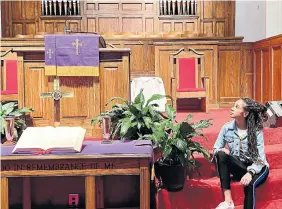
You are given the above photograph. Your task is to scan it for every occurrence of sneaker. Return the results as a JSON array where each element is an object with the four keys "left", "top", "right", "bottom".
[{"left": 215, "top": 201, "right": 235, "bottom": 209}]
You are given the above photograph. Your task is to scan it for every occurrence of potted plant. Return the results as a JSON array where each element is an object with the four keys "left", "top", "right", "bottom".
[
  {"left": 0, "top": 102, "right": 34, "bottom": 145},
  {"left": 91, "top": 89, "right": 170, "bottom": 141},
  {"left": 146, "top": 104, "right": 212, "bottom": 192}
]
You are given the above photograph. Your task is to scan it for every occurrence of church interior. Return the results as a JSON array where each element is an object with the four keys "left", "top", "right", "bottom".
[{"left": 1, "top": 0, "right": 282, "bottom": 209}]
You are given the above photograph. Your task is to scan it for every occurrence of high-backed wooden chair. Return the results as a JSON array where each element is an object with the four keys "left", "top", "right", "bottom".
[
  {"left": 0, "top": 49, "right": 18, "bottom": 101},
  {"left": 170, "top": 48, "right": 209, "bottom": 112}
]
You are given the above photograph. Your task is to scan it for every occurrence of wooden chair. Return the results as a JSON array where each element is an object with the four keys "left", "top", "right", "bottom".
[
  {"left": 170, "top": 48, "right": 209, "bottom": 112},
  {"left": 0, "top": 49, "right": 18, "bottom": 101}
]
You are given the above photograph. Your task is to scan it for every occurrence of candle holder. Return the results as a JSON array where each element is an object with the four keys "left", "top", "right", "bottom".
[{"left": 101, "top": 116, "right": 113, "bottom": 144}]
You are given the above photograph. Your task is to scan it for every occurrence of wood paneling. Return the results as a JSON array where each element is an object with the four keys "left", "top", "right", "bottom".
[
  {"left": 218, "top": 44, "right": 253, "bottom": 105},
  {"left": 219, "top": 46, "right": 242, "bottom": 103},
  {"left": 253, "top": 34, "right": 282, "bottom": 103},
  {"left": 1, "top": 48, "right": 131, "bottom": 137},
  {"left": 122, "top": 17, "right": 143, "bottom": 32},
  {"left": 273, "top": 46, "right": 282, "bottom": 100},
  {"left": 22, "top": 62, "right": 51, "bottom": 121},
  {"left": 98, "top": 17, "right": 120, "bottom": 32},
  {"left": 2, "top": 1, "right": 39, "bottom": 37},
  {"left": 1, "top": 0, "right": 235, "bottom": 37},
  {"left": 200, "top": 0, "right": 234, "bottom": 37},
  {"left": 1, "top": 35, "right": 249, "bottom": 109}
]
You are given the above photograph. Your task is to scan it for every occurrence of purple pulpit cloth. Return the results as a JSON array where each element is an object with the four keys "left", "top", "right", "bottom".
[
  {"left": 44, "top": 34, "right": 99, "bottom": 76},
  {"left": 0, "top": 140, "right": 153, "bottom": 157}
]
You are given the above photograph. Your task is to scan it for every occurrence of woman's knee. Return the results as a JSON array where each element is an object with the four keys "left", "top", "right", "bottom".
[{"left": 215, "top": 151, "right": 228, "bottom": 163}]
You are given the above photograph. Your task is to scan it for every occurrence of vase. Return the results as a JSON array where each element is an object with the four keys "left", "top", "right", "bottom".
[{"left": 3, "top": 116, "right": 16, "bottom": 145}]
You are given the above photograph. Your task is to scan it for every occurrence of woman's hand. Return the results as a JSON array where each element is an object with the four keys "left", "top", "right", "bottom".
[{"left": 240, "top": 173, "right": 252, "bottom": 186}]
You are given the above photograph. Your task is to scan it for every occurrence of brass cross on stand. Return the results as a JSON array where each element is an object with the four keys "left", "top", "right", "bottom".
[
  {"left": 40, "top": 77, "right": 74, "bottom": 127},
  {"left": 46, "top": 49, "right": 53, "bottom": 59},
  {"left": 72, "top": 38, "right": 83, "bottom": 55}
]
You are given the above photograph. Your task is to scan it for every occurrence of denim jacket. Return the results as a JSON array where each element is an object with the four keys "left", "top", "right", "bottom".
[{"left": 213, "top": 120, "right": 269, "bottom": 174}]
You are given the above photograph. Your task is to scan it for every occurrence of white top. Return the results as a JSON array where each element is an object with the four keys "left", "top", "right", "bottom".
[{"left": 237, "top": 127, "right": 247, "bottom": 138}]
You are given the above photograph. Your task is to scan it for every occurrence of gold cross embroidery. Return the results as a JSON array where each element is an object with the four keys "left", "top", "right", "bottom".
[
  {"left": 72, "top": 38, "right": 83, "bottom": 55},
  {"left": 46, "top": 49, "right": 53, "bottom": 59}
]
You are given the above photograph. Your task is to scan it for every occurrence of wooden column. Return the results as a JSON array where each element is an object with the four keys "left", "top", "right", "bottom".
[
  {"left": 85, "top": 176, "right": 96, "bottom": 209},
  {"left": 23, "top": 177, "right": 31, "bottom": 209},
  {"left": 140, "top": 159, "right": 150, "bottom": 209},
  {"left": 96, "top": 176, "right": 104, "bottom": 208},
  {"left": 1, "top": 177, "right": 9, "bottom": 209}
]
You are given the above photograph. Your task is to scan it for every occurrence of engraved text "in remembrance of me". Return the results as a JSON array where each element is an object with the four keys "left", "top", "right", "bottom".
[{"left": 1, "top": 162, "right": 115, "bottom": 171}]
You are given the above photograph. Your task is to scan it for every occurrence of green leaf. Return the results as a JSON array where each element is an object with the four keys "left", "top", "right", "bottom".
[
  {"left": 173, "top": 138, "right": 187, "bottom": 152},
  {"left": 179, "top": 122, "right": 194, "bottom": 138},
  {"left": 2, "top": 102, "right": 17, "bottom": 116},
  {"left": 129, "top": 115, "right": 136, "bottom": 122},
  {"left": 134, "top": 89, "right": 145, "bottom": 106},
  {"left": 145, "top": 94, "right": 164, "bottom": 106},
  {"left": 9, "top": 107, "right": 34, "bottom": 117},
  {"left": 91, "top": 116, "right": 103, "bottom": 126},
  {"left": 142, "top": 106, "right": 150, "bottom": 115},
  {"left": 19, "top": 107, "right": 34, "bottom": 113},
  {"left": 132, "top": 103, "right": 142, "bottom": 112},
  {"left": 0, "top": 117, "right": 5, "bottom": 134},
  {"left": 178, "top": 153, "right": 187, "bottom": 167},
  {"left": 120, "top": 118, "right": 132, "bottom": 136},
  {"left": 165, "top": 104, "right": 176, "bottom": 120},
  {"left": 105, "top": 97, "right": 129, "bottom": 107},
  {"left": 163, "top": 145, "right": 172, "bottom": 158},
  {"left": 184, "top": 114, "right": 193, "bottom": 122},
  {"left": 137, "top": 122, "right": 142, "bottom": 130},
  {"left": 143, "top": 117, "right": 152, "bottom": 129},
  {"left": 146, "top": 94, "right": 173, "bottom": 107},
  {"left": 192, "top": 119, "right": 213, "bottom": 130}
]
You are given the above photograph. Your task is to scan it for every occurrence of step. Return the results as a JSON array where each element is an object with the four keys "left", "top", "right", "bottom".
[
  {"left": 189, "top": 144, "right": 282, "bottom": 179},
  {"left": 235, "top": 198, "right": 282, "bottom": 209},
  {"left": 156, "top": 168, "right": 282, "bottom": 209}
]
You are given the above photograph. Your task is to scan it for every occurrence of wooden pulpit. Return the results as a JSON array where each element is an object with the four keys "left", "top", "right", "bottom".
[{"left": 0, "top": 38, "right": 131, "bottom": 138}]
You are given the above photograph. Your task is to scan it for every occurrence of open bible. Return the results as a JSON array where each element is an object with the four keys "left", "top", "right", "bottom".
[{"left": 12, "top": 126, "right": 86, "bottom": 154}]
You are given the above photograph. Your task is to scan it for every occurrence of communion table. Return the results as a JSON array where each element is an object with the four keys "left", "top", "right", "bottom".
[{"left": 1, "top": 140, "right": 152, "bottom": 209}]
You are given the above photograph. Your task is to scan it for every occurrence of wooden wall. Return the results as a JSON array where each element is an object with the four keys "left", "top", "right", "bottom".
[
  {"left": 1, "top": 35, "right": 253, "bottom": 108},
  {"left": 104, "top": 36, "right": 252, "bottom": 107},
  {"left": 1, "top": 0, "right": 235, "bottom": 37},
  {"left": 253, "top": 34, "right": 282, "bottom": 103}
]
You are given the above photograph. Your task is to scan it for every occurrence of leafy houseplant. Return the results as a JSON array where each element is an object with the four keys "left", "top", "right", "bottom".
[
  {"left": 91, "top": 90, "right": 169, "bottom": 140},
  {"left": 0, "top": 102, "right": 34, "bottom": 144},
  {"left": 146, "top": 104, "right": 212, "bottom": 192}
]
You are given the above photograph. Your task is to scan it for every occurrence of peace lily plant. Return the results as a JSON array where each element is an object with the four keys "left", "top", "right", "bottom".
[
  {"left": 91, "top": 89, "right": 170, "bottom": 140},
  {"left": 144, "top": 104, "right": 212, "bottom": 191},
  {"left": 91, "top": 90, "right": 212, "bottom": 191}
]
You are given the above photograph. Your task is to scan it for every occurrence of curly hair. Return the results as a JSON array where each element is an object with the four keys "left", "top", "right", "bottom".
[{"left": 241, "top": 98, "right": 267, "bottom": 160}]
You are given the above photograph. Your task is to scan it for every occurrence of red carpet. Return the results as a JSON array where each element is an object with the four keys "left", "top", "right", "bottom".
[{"left": 156, "top": 109, "right": 282, "bottom": 209}]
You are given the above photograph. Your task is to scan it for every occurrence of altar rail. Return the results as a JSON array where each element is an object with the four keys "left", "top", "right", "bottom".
[{"left": 252, "top": 34, "right": 282, "bottom": 103}]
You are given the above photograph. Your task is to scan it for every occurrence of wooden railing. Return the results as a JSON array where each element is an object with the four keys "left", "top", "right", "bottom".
[
  {"left": 41, "top": 0, "right": 80, "bottom": 16},
  {"left": 159, "top": 0, "right": 197, "bottom": 16},
  {"left": 252, "top": 34, "right": 282, "bottom": 103}
]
